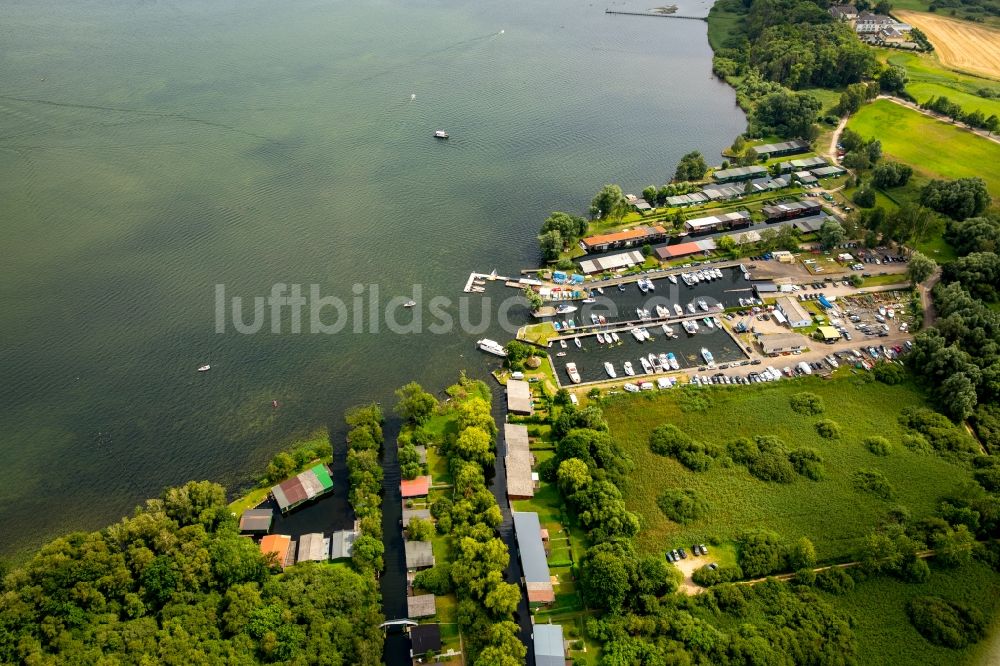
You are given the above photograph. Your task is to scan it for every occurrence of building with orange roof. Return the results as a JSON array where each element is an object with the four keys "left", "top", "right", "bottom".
[
  {"left": 579, "top": 225, "right": 667, "bottom": 253},
  {"left": 400, "top": 475, "right": 431, "bottom": 498},
  {"left": 260, "top": 534, "right": 294, "bottom": 569}
]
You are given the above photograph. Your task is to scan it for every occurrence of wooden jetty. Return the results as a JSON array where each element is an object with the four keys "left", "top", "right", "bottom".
[{"left": 604, "top": 9, "right": 707, "bottom": 21}]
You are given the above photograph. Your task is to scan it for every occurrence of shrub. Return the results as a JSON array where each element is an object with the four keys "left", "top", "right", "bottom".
[
  {"left": 872, "top": 362, "right": 905, "bottom": 385},
  {"left": 898, "top": 407, "right": 978, "bottom": 454},
  {"left": 656, "top": 488, "right": 708, "bottom": 524},
  {"left": 413, "top": 564, "right": 453, "bottom": 595},
  {"left": 815, "top": 420, "right": 842, "bottom": 439},
  {"left": 692, "top": 564, "right": 744, "bottom": 587},
  {"left": 650, "top": 424, "right": 715, "bottom": 472},
  {"left": 738, "top": 531, "right": 787, "bottom": 578},
  {"left": 902, "top": 433, "right": 933, "bottom": 454},
  {"left": 853, "top": 469, "right": 894, "bottom": 499},
  {"left": 728, "top": 436, "right": 795, "bottom": 483},
  {"left": 815, "top": 568, "right": 856, "bottom": 595},
  {"left": 864, "top": 436, "right": 892, "bottom": 456},
  {"left": 907, "top": 596, "right": 987, "bottom": 648},
  {"left": 790, "top": 392, "right": 825, "bottom": 415},
  {"left": 788, "top": 447, "right": 825, "bottom": 480}
]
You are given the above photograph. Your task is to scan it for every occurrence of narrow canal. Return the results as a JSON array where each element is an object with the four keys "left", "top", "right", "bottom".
[{"left": 380, "top": 415, "right": 411, "bottom": 665}]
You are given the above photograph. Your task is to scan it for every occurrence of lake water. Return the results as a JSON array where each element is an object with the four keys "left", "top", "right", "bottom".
[{"left": 0, "top": 0, "right": 744, "bottom": 554}]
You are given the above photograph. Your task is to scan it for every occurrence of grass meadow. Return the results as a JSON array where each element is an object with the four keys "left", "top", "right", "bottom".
[
  {"left": 878, "top": 49, "right": 1000, "bottom": 118},
  {"left": 825, "top": 560, "right": 1000, "bottom": 665},
  {"left": 848, "top": 99, "right": 1000, "bottom": 198},
  {"left": 602, "top": 375, "right": 977, "bottom": 560}
]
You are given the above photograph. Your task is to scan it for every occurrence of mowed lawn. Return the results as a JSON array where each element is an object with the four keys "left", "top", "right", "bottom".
[
  {"left": 603, "top": 376, "right": 977, "bottom": 560},
  {"left": 879, "top": 49, "right": 1000, "bottom": 119},
  {"left": 848, "top": 99, "right": 1000, "bottom": 198}
]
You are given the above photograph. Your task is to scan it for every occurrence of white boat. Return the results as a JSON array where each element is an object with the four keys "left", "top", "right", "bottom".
[
  {"left": 591, "top": 314, "right": 600, "bottom": 325},
  {"left": 434, "top": 130, "right": 449, "bottom": 139},
  {"left": 610, "top": 331, "right": 620, "bottom": 343},
  {"left": 623, "top": 361, "right": 635, "bottom": 376},
  {"left": 556, "top": 304, "right": 578, "bottom": 314},
  {"left": 646, "top": 278, "right": 655, "bottom": 291},
  {"left": 559, "top": 339, "right": 567, "bottom": 349},
  {"left": 403, "top": 300, "right": 416, "bottom": 308},
  {"left": 659, "top": 353, "right": 670, "bottom": 369},
  {"left": 887, "top": 308, "right": 895, "bottom": 319},
  {"left": 623, "top": 383, "right": 640, "bottom": 393},
  {"left": 197, "top": 364, "right": 211, "bottom": 372},
  {"left": 698, "top": 299, "right": 709, "bottom": 311},
  {"left": 703, "top": 317, "right": 714, "bottom": 329},
  {"left": 636, "top": 307, "right": 645, "bottom": 320},
  {"left": 701, "top": 347, "right": 715, "bottom": 365},
  {"left": 582, "top": 297, "right": 597, "bottom": 304},
  {"left": 638, "top": 279, "right": 650, "bottom": 293},
  {"left": 690, "top": 273, "right": 700, "bottom": 284},
  {"left": 641, "top": 327, "right": 652, "bottom": 341},
  {"left": 667, "top": 352, "right": 680, "bottom": 370},
  {"left": 647, "top": 353, "right": 660, "bottom": 371},
  {"left": 668, "top": 274, "right": 678, "bottom": 284},
  {"left": 596, "top": 333, "right": 605, "bottom": 344},
  {"left": 604, "top": 362, "right": 616, "bottom": 378},
  {"left": 674, "top": 304, "right": 684, "bottom": 316},
  {"left": 574, "top": 337, "right": 582, "bottom": 349},
  {"left": 556, "top": 351, "right": 566, "bottom": 357},
  {"left": 631, "top": 328, "right": 645, "bottom": 342},
  {"left": 687, "top": 303, "right": 696, "bottom": 314},
  {"left": 683, "top": 320, "right": 699, "bottom": 334},
  {"left": 662, "top": 323, "right": 675, "bottom": 337},
  {"left": 598, "top": 315, "right": 607, "bottom": 325},
  {"left": 477, "top": 339, "right": 507, "bottom": 357},
  {"left": 596, "top": 287, "right": 604, "bottom": 294},
  {"left": 714, "top": 268, "right": 724, "bottom": 279},
  {"left": 656, "top": 305, "right": 670, "bottom": 318},
  {"left": 566, "top": 362, "right": 581, "bottom": 384}
]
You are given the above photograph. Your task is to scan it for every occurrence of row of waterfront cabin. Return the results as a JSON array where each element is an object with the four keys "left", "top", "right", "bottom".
[
  {"left": 579, "top": 224, "right": 667, "bottom": 253},
  {"left": 762, "top": 200, "right": 822, "bottom": 221}
]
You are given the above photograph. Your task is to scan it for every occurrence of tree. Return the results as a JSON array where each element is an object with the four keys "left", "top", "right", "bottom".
[
  {"left": 540, "top": 211, "right": 588, "bottom": 242},
  {"left": 819, "top": 220, "right": 846, "bottom": 250},
  {"left": 407, "top": 517, "right": 434, "bottom": 541},
  {"left": 580, "top": 549, "right": 630, "bottom": 612},
  {"left": 453, "top": 426, "right": 495, "bottom": 466},
  {"left": 879, "top": 65, "right": 908, "bottom": 93},
  {"left": 750, "top": 90, "right": 823, "bottom": 139},
  {"left": 557, "top": 457, "right": 592, "bottom": 496},
  {"left": 931, "top": 524, "right": 975, "bottom": 567},
  {"left": 590, "top": 184, "right": 627, "bottom": 221},
  {"left": 946, "top": 216, "right": 1000, "bottom": 255},
  {"left": 907, "top": 250, "right": 937, "bottom": 284},
  {"left": 872, "top": 160, "right": 912, "bottom": 189},
  {"left": 394, "top": 382, "right": 438, "bottom": 424},
  {"left": 908, "top": 596, "right": 987, "bottom": 648},
  {"left": 836, "top": 82, "right": 869, "bottom": 116},
  {"left": 522, "top": 286, "right": 543, "bottom": 311},
  {"left": 787, "top": 537, "right": 817, "bottom": 570},
  {"left": 483, "top": 581, "right": 521, "bottom": 617},
  {"left": 920, "top": 178, "right": 991, "bottom": 220},
  {"left": 537, "top": 229, "right": 563, "bottom": 261},
  {"left": 675, "top": 151, "right": 709, "bottom": 182},
  {"left": 717, "top": 234, "right": 737, "bottom": 253},
  {"left": 656, "top": 488, "right": 708, "bottom": 524},
  {"left": 852, "top": 186, "right": 876, "bottom": 208},
  {"left": 738, "top": 531, "right": 787, "bottom": 577},
  {"left": 940, "top": 373, "right": 978, "bottom": 421}
]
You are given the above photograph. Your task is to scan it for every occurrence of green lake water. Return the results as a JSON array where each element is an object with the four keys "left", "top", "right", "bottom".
[{"left": 0, "top": 0, "right": 744, "bottom": 554}]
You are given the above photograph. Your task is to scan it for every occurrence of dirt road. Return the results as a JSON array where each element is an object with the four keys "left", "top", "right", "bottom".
[{"left": 895, "top": 11, "right": 1000, "bottom": 80}]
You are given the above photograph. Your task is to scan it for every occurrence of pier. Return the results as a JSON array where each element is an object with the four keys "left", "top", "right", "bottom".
[{"left": 604, "top": 9, "right": 707, "bottom": 21}]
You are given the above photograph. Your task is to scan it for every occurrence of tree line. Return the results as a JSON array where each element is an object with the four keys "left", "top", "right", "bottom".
[{"left": 0, "top": 480, "right": 385, "bottom": 664}]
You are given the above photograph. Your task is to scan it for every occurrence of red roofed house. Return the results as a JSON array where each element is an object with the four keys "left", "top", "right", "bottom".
[
  {"left": 579, "top": 225, "right": 667, "bottom": 253},
  {"left": 400, "top": 475, "right": 431, "bottom": 498},
  {"left": 260, "top": 534, "right": 294, "bottom": 570}
]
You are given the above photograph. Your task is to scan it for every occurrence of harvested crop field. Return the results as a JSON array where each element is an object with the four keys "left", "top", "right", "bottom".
[{"left": 896, "top": 11, "right": 1000, "bottom": 80}]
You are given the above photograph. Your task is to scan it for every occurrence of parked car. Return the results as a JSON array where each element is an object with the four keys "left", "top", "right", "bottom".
[
  {"left": 700, "top": 544, "right": 708, "bottom": 555},
  {"left": 678, "top": 547, "right": 688, "bottom": 559}
]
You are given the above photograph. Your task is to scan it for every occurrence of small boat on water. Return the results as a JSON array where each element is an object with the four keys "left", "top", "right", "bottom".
[
  {"left": 638, "top": 278, "right": 650, "bottom": 293},
  {"left": 682, "top": 320, "right": 698, "bottom": 334},
  {"left": 648, "top": 353, "right": 661, "bottom": 372},
  {"left": 698, "top": 299, "right": 709, "bottom": 311},
  {"left": 703, "top": 316, "right": 714, "bottom": 329},
  {"left": 477, "top": 339, "right": 508, "bottom": 357},
  {"left": 618, "top": 283, "right": 626, "bottom": 292},
  {"left": 640, "top": 357, "right": 653, "bottom": 374},
  {"left": 556, "top": 351, "right": 567, "bottom": 357},
  {"left": 574, "top": 337, "right": 582, "bottom": 349},
  {"left": 656, "top": 305, "right": 670, "bottom": 318},
  {"left": 556, "top": 304, "right": 578, "bottom": 314},
  {"left": 623, "top": 361, "right": 635, "bottom": 376},
  {"left": 701, "top": 347, "right": 715, "bottom": 365},
  {"left": 674, "top": 304, "right": 684, "bottom": 316},
  {"left": 714, "top": 268, "right": 724, "bottom": 279},
  {"left": 662, "top": 323, "right": 675, "bottom": 337},
  {"left": 659, "top": 352, "right": 670, "bottom": 369},
  {"left": 591, "top": 314, "right": 600, "bottom": 325},
  {"left": 610, "top": 331, "right": 621, "bottom": 343},
  {"left": 567, "top": 319, "right": 575, "bottom": 328},
  {"left": 596, "top": 287, "right": 604, "bottom": 294},
  {"left": 668, "top": 274, "right": 678, "bottom": 285},
  {"left": 596, "top": 333, "right": 605, "bottom": 344},
  {"left": 605, "top": 362, "right": 616, "bottom": 378},
  {"left": 631, "top": 328, "right": 645, "bottom": 343},
  {"left": 667, "top": 352, "right": 680, "bottom": 370},
  {"left": 646, "top": 278, "right": 655, "bottom": 291},
  {"left": 598, "top": 315, "right": 607, "bottom": 325},
  {"left": 554, "top": 321, "right": 562, "bottom": 331},
  {"left": 641, "top": 327, "right": 652, "bottom": 341},
  {"left": 434, "top": 130, "right": 449, "bottom": 139},
  {"left": 582, "top": 297, "right": 596, "bottom": 304},
  {"left": 198, "top": 364, "right": 211, "bottom": 372},
  {"left": 687, "top": 303, "right": 696, "bottom": 314},
  {"left": 403, "top": 300, "right": 416, "bottom": 308},
  {"left": 566, "top": 362, "right": 581, "bottom": 384},
  {"left": 559, "top": 339, "right": 567, "bottom": 349}
]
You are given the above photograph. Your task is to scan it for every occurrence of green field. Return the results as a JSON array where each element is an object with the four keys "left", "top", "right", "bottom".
[
  {"left": 878, "top": 49, "right": 1000, "bottom": 118},
  {"left": 848, "top": 99, "right": 1000, "bottom": 198},
  {"left": 825, "top": 560, "right": 1000, "bottom": 665},
  {"left": 706, "top": 0, "right": 747, "bottom": 51},
  {"left": 603, "top": 375, "right": 976, "bottom": 560}
]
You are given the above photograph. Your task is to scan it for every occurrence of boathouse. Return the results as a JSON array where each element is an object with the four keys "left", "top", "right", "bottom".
[
  {"left": 297, "top": 533, "right": 329, "bottom": 563},
  {"left": 329, "top": 529, "right": 357, "bottom": 560},
  {"left": 239, "top": 508, "right": 273, "bottom": 534},
  {"left": 578, "top": 249, "right": 644, "bottom": 274},
  {"left": 505, "top": 424, "right": 535, "bottom": 500},
  {"left": 409, "top": 624, "right": 442, "bottom": 657},
  {"left": 271, "top": 463, "right": 334, "bottom": 513},
  {"left": 512, "top": 512, "right": 555, "bottom": 605},
  {"left": 260, "top": 534, "right": 294, "bottom": 569},
  {"left": 407, "top": 594, "right": 437, "bottom": 619},
  {"left": 405, "top": 540, "right": 435, "bottom": 571},
  {"left": 534, "top": 623, "right": 567, "bottom": 666},
  {"left": 506, "top": 379, "right": 533, "bottom": 415},
  {"left": 400, "top": 475, "right": 431, "bottom": 499}
]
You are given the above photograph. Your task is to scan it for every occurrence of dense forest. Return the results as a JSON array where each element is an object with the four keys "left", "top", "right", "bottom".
[{"left": 0, "top": 481, "right": 384, "bottom": 664}]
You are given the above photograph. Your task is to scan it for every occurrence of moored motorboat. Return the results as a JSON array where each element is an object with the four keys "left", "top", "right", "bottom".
[
  {"left": 667, "top": 352, "right": 680, "bottom": 370},
  {"left": 574, "top": 337, "right": 582, "bottom": 348},
  {"left": 668, "top": 274, "right": 678, "bottom": 284},
  {"left": 596, "top": 333, "right": 605, "bottom": 344},
  {"left": 640, "top": 357, "right": 653, "bottom": 374},
  {"left": 559, "top": 339, "right": 567, "bottom": 349},
  {"left": 623, "top": 361, "right": 635, "bottom": 376},
  {"left": 631, "top": 328, "right": 644, "bottom": 342},
  {"left": 556, "top": 303, "right": 578, "bottom": 314},
  {"left": 698, "top": 299, "right": 709, "bottom": 311},
  {"left": 703, "top": 316, "right": 714, "bottom": 329},
  {"left": 674, "top": 304, "right": 684, "bottom": 316},
  {"left": 605, "top": 362, "right": 616, "bottom": 378},
  {"left": 477, "top": 339, "right": 507, "bottom": 357},
  {"left": 686, "top": 303, "right": 696, "bottom": 314},
  {"left": 197, "top": 364, "right": 211, "bottom": 372},
  {"left": 610, "top": 331, "right": 621, "bottom": 343},
  {"left": 434, "top": 130, "right": 449, "bottom": 139},
  {"left": 403, "top": 300, "right": 416, "bottom": 308},
  {"left": 566, "top": 362, "right": 581, "bottom": 384},
  {"left": 662, "top": 323, "right": 675, "bottom": 337},
  {"left": 701, "top": 347, "right": 715, "bottom": 365}
]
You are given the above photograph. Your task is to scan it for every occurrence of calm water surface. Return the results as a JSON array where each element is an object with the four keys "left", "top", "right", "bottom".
[{"left": 0, "top": 0, "right": 744, "bottom": 553}]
